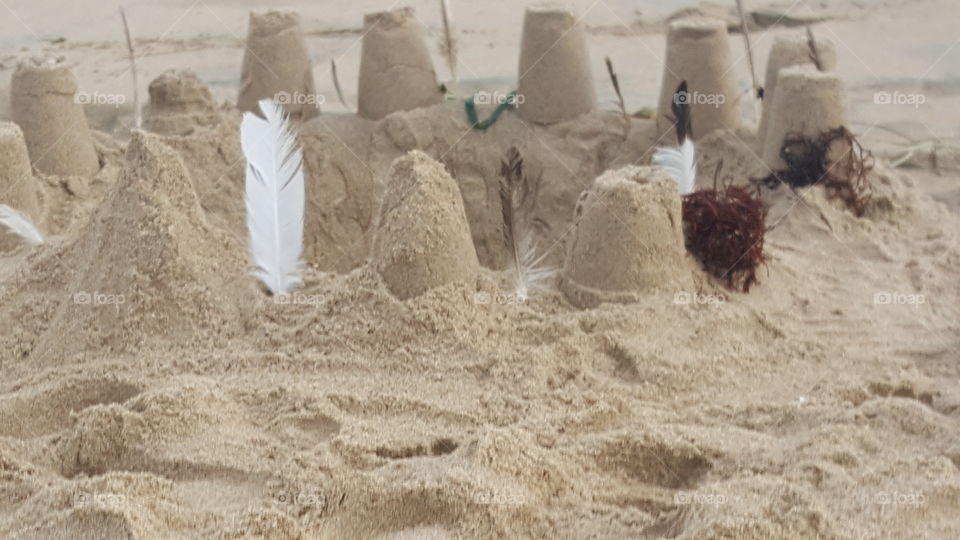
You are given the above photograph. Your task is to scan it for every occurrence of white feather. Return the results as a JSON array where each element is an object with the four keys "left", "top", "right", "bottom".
[
  {"left": 0, "top": 204, "right": 44, "bottom": 246},
  {"left": 241, "top": 99, "right": 305, "bottom": 295},
  {"left": 653, "top": 137, "right": 697, "bottom": 195},
  {"left": 510, "top": 232, "right": 556, "bottom": 302}
]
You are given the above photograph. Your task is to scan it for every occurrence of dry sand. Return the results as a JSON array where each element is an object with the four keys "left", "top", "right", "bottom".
[{"left": 0, "top": 1, "right": 959, "bottom": 539}]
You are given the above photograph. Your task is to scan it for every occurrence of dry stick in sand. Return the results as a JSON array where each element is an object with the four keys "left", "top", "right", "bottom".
[
  {"left": 331, "top": 59, "right": 350, "bottom": 111},
  {"left": 498, "top": 147, "right": 555, "bottom": 301},
  {"left": 735, "top": 0, "right": 762, "bottom": 119},
  {"left": 119, "top": 6, "right": 141, "bottom": 130},
  {"left": 806, "top": 26, "right": 824, "bottom": 71},
  {"left": 604, "top": 56, "right": 629, "bottom": 135},
  {"left": 439, "top": 0, "right": 458, "bottom": 89}
]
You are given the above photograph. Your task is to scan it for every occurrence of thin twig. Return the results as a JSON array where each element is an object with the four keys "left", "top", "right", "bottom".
[
  {"left": 806, "top": 26, "right": 824, "bottom": 71},
  {"left": 119, "top": 6, "right": 141, "bottom": 129},
  {"left": 604, "top": 56, "right": 629, "bottom": 136},
  {"left": 330, "top": 59, "right": 350, "bottom": 111},
  {"left": 439, "top": 0, "right": 458, "bottom": 85},
  {"left": 736, "top": 0, "right": 761, "bottom": 120}
]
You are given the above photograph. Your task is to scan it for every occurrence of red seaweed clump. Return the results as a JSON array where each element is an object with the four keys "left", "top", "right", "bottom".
[
  {"left": 682, "top": 185, "right": 768, "bottom": 292},
  {"left": 760, "top": 126, "right": 874, "bottom": 216}
]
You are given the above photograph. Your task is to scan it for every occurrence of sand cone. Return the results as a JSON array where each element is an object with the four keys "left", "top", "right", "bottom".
[
  {"left": 371, "top": 150, "right": 480, "bottom": 299},
  {"left": 144, "top": 70, "right": 219, "bottom": 135},
  {"left": 238, "top": 11, "right": 319, "bottom": 120},
  {"left": 516, "top": 5, "right": 595, "bottom": 124},
  {"left": 761, "top": 66, "right": 847, "bottom": 171},
  {"left": 560, "top": 166, "right": 693, "bottom": 309},
  {"left": 0, "top": 122, "right": 40, "bottom": 216},
  {"left": 0, "top": 122, "right": 42, "bottom": 251},
  {"left": 757, "top": 33, "right": 837, "bottom": 144},
  {"left": 10, "top": 57, "right": 100, "bottom": 177},
  {"left": 656, "top": 18, "right": 740, "bottom": 140},
  {"left": 357, "top": 8, "right": 443, "bottom": 120}
]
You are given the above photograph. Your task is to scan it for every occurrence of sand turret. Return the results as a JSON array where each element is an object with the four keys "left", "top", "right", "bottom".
[
  {"left": 656, "top": 18, "right": 740, "bottom": 140},
  {"left": 357, "top": 8, "right": 443, "bottom": 120},
  {"left": 371, "top": 151, "right": 480, "bottom": 299},
  {"left": 10, "top": 57, "right": 100, "bottom": 177},
  {"left": 561, "top": 166, "right": 693, "bottom": 309},
  {"left": 761, "top": 66, "right": 847, "bottom": 171},
  {"left": 238, "top": 11, "right": 319, "bottom": 120},
  {"left": 516, "top": 5, "right": 595, "bottom": 124},
  {"left": 758, "top": 33, "right": 837, "bottom": 144}
]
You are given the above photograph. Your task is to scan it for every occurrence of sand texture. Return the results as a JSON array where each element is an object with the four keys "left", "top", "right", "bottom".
[{"left": 0, "top": 0, "right": 959, "bottom": 538}]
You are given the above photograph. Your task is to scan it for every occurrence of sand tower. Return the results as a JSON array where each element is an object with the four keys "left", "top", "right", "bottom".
[
  {"left": 371, "top": 150, "right": 480, "bottom": 299},
  {"left": 757, "top": 33, "right": 837, "bottom": 144},
  {"left": 357, "top": 7, "right": 443, "bottom": 120},
  {"left": 238, "top": 11, "right": 319, "bottom": 120},
  {"left": 516, "top": 5, "right": 595, "bottom": 124},
  {"left": 561, "top": 166, "right": 693, "bottom": 309},
  {"left": 10, "top": 57, "right": 100, "bottom": 177},
  {"left": 761, "top": 66, "right": 848, "bottom": 171},
  {"left": 144, "top": 70, "right": 219, "bottom": 135},
  {"left": 656, "top": 18, "right": 740, "bottom": 140}
]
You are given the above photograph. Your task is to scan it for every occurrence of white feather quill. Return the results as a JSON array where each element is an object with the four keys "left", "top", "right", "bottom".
[
  {"left": 241, "top": 99, "right": 305, "bottom": 295},
  {"left": 0, "top": 204, "right": 44, "bottom": 246},
  {"left": 653, "top": 80, "right": 697, "bottom": 195},
  {"left": 510, "top": 232, "right": 556, "bottom": 302},
  {"left": 653, "top": 138, "right": 697, "bottom": 195},
  {"left": 500, "top": 148, "right": 556, "bottom": 302}
]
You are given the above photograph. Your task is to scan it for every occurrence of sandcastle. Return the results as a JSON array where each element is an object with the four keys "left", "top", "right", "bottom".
[
  {"left": 560, "top": 166, "right": 693, "bottom": 309},
  {"left": 370, "top": 150, "right": 480, "bottom": 300},
  {"left": 516, "top": 5, "right": 595, "bottom": 124},
  {"left": 656, "top": 18, "right": 740, "bottom": 139},
  {"left": 357, "top": 7, "right": 443, "bottom": 120},
  {"left": 144, "top": 70, "right": 219, "bottom": 135},
  {"left": 757, "top": 33, "right": 837, "bottom": 144},
  {"left": 238, "top": 11, "right": 319, "bottom": 120},
  {"left": 760, "top": 66, "right": 848, "bottom": 171},
  {"left": 10, "top": 57, "right": 100, "bottom": 177}
]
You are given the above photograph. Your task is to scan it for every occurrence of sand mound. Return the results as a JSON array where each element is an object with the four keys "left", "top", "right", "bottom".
[
  {"left": 144, "top": 70, "right": 220, "bottom": 136},
  {"left": 371, "top": 150, "right": 480, "bottom": 299},
  {"left": 9, "top": 56, "right": 100, "bottom": 177},
  {"left": 0, "top": 122, "right": 42, "bottom": 252},
  {"left": 561, "top": 166, "right": 696, "bottom": 308},
  {"left": 0, "top": 132, "right": 249, "bottom": 363}
]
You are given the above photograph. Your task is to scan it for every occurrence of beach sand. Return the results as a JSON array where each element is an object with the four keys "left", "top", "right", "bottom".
[{"left": 0, "top": 1, "right": 958, "bottom": 538}]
